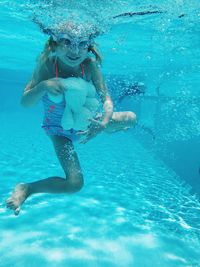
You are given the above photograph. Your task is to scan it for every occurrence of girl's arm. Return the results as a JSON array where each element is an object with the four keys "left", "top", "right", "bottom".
[
  {"left": 90, "top": 59, "right": 113, "bottom": 127},
  {"left": 21, "top": 61, "right": 63, "bottom": 107},
  {"left": 21, "top": 62, "right": 49, "bottom": 107}
]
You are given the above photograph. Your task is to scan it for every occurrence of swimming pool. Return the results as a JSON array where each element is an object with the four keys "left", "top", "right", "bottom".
[{"left": 0, "top": 1, "right": 200, "bottom": 266}]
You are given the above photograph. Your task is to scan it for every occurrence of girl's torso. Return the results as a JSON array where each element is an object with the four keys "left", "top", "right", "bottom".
[{"left": 41, "top": 57, "right": 94, "bottom": 140}]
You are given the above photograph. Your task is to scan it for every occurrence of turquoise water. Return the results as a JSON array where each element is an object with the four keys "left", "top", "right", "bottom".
[{"left": 1, "top": 1, "right": 200, "bottom": 266}]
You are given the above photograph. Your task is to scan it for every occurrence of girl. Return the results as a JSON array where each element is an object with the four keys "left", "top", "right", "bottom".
[{"left": 6, "top": 22, "right": 136, "bottom": 215}]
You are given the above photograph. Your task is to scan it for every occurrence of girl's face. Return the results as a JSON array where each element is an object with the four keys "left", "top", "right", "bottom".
[{"left": 55, "top": 35, "right": 90, "bottom": 66}]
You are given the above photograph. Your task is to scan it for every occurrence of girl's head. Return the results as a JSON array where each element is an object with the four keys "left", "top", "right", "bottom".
[{"left": 41, "top": 21, "right": 102, "bottom": 66}]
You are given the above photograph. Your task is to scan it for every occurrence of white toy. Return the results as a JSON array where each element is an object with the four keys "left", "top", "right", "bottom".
[{"left": 47, "top": 77, "right": 99, "bottom": 130}]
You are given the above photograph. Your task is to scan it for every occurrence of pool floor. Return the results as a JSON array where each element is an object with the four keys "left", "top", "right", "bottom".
[{"left": 0, "top": 112, "right": 200, "bottom": 267}]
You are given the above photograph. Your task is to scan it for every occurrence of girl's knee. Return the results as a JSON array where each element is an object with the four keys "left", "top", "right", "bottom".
[
  {"left": 126, "top": 112, "right": 137, "bottom": 125},
  {"left": 67, "top": 173, "right": 84, "bottom": 193}
]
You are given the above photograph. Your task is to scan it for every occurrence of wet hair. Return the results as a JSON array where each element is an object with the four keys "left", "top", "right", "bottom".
[{"left": 33, "top": 19, "right": 103, "bottom": 64}]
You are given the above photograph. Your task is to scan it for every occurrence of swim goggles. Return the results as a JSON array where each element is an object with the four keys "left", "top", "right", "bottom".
[{"left": 51, "top": 33, "right": 91, "bottom": 50}]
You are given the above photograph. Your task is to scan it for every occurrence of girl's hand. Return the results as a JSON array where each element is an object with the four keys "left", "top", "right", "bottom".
[
  {"left": 77, "top": 119, "right": 106, "bottom": 144},
  {"left": 42, "top": 78, "right": 65, "bottom": 95}
]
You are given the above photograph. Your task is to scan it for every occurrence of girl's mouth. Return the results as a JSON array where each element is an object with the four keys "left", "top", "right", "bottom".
[{"left": 67, "top": 56, "right": 80, "bottom": 61}]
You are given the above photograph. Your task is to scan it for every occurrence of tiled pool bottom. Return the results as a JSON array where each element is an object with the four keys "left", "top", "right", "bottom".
[{"left": 0, "top": 112, "right": 200, "bottom": 267}]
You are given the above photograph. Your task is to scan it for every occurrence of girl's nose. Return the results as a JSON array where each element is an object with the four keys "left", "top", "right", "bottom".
[{"left": 70, "top": 44, "right": 79, "bottom": 54}]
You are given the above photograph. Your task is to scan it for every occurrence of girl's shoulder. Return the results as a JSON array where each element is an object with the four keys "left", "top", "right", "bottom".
[
  {"left": 83, "top": 57, "right": 99, "bottom": 71},
  {"left": 32, "top": 56, "right": 55, "bottom": 83},
  {"left": 37, "top": 56, "right": 55, "bottom": 78},
  {"left": 82, "top": 57, "right": 100, "bottom": 81},
  {"left": 84, "top": 56, "right": 97, "bottom": 64},
  {"left": 44, "top": 56, "right": 56, "bottom": 73}
]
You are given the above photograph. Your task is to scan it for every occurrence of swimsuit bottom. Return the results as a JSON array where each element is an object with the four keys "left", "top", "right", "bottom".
[{"left": 42, "top": 125, "right": 83, "bottom": 142}]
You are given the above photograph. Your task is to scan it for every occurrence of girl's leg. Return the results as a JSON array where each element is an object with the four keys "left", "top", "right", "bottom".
[
  {"left": 104, "top": 111, "right": 137, "bottom": 133},
  {"left": 104, "top": 112, "right": 154, "bottom": 138},
  {"left": 6, "top": 135, "right": 83, "bottom": 215}
]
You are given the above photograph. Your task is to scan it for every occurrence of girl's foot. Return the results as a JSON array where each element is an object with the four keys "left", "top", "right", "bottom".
[{"left": 6, "top": 183, "right": 30, "bottom": 216}]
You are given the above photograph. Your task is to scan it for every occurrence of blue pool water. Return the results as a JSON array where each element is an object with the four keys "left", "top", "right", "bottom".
[{"left": 0, "top": 1, "right": 200, "bottom": 267}]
